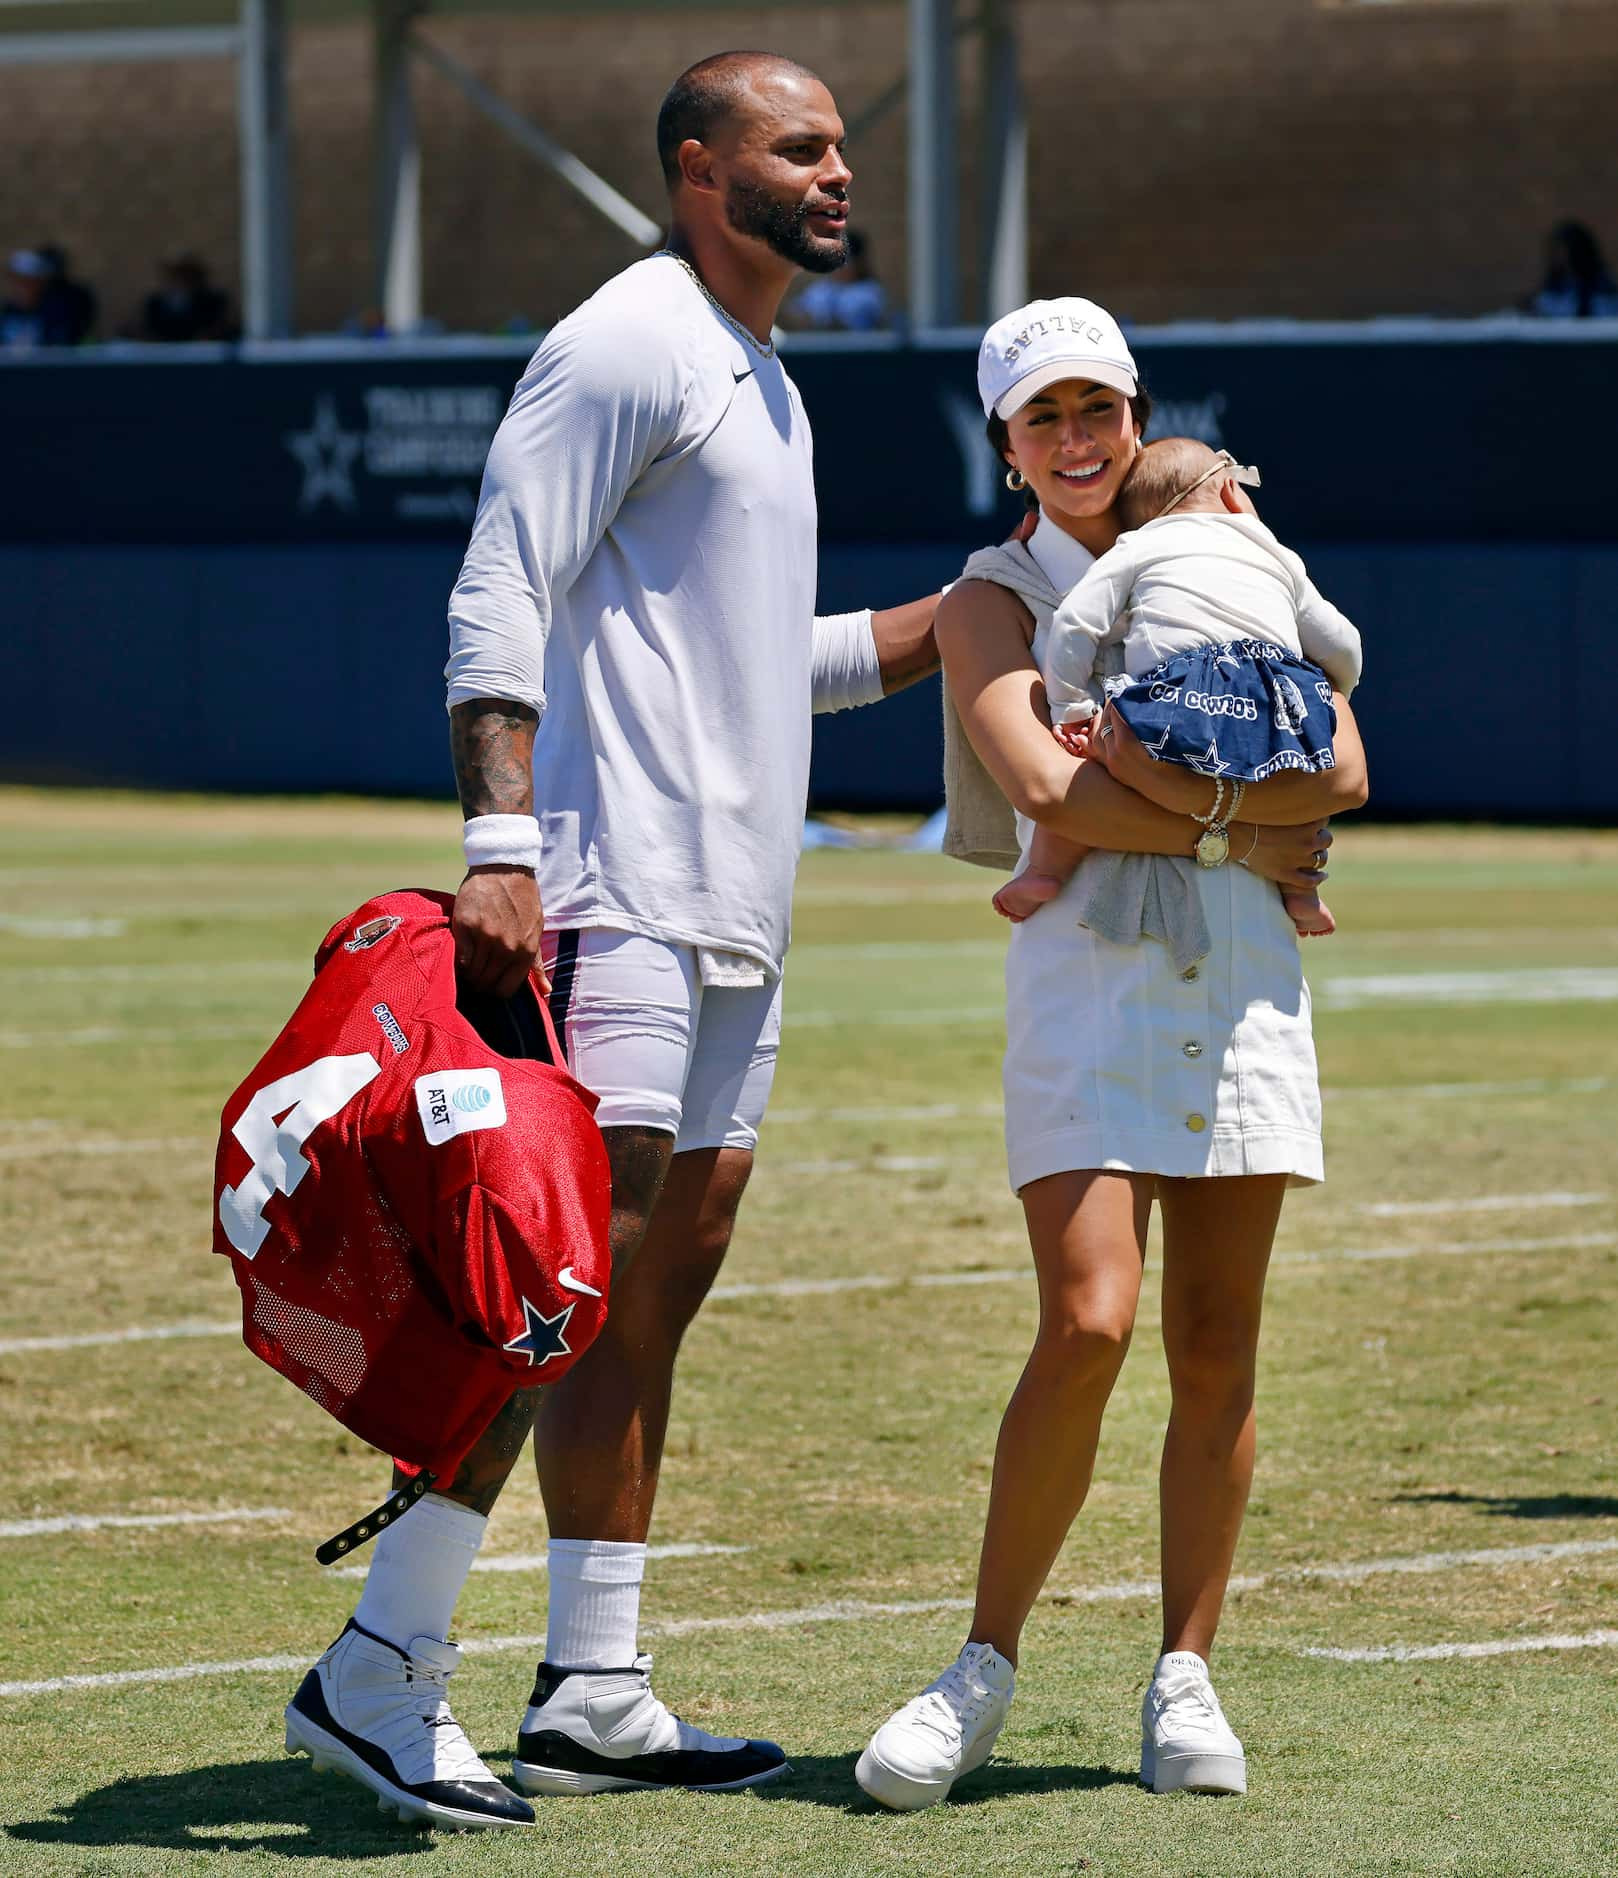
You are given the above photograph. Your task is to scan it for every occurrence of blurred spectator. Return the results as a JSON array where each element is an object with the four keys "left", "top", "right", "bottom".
[
  {"left": 341, "top": 305, "right": 391, "bottom": 339},
  {"left": 2, "top": 250, "right": 49, "bottom": 347},
  {"left": 37, "top": 245, "right": 97, "bottom": 344},
  {"left": 125, "top": 254, "right": 238, "bottom": 342},
  {"left": 782, "top": 227, "right": 888, "bottom": 332},
  {"left": 1524, "top": 220, "right": 1618, "bottom": 319},
  {"left": 2, "top": 248, "right": 92, "bottom": 347}
]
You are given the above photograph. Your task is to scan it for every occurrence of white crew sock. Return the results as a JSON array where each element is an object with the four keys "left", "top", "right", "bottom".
[
  {"left": 352, "top": 1492, "right": 488, "bottom": 1652},
  {"left": 545, "top": 1538, "right": 647, "bottom": 1670}
]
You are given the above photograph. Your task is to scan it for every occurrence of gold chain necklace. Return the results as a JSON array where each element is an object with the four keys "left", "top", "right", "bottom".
[{"left": 657, "top": 249, "right": 775, "bottom": 359}]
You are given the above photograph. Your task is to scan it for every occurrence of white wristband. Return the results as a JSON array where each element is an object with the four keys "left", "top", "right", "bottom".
[{"left": 463, "top": 814, "right": 541, "bottom": 871}]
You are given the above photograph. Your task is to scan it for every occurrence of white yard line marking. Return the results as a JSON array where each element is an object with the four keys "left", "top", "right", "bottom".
[
  {"left": 1270, "top": 1230, "right": 1617, "bottom": 1268},
  {"left": 6, "top": 1229, "right": 1614, "bottom": 1355},
  {"left": 331, "top": 1540, "right": 751, "bottom": 1581},
  {"left": 7, "top": 1536, "right": 1615, "bottom": 1700},
  {"left": 0, "top": 1320, "right": 238, "bottom": 1357},
  {"left": 763, "top": 1156, "right": 950, "bottom": 1177},
  {"left": 711, "top": 1233, "right": 1618, "bottom": 1301},
  {"left": 0, "top": 1136, "right": 214, "bottom": 1162},
  {"left": 789, "top": 930, "right": 1618, "bottom": 959},
  {"left": 1331, "top": 927, "right": 1618, "bottom": 951},
  {"left": 768, "top": 1100, "right": 1003, "bottom": 1125},
  {"left": 791, "top": 882, "right": 993, "bottom": 907},
  {"left": 1315, "top": 967, "right": 1618, "bottom": 1009},
  {"left": 791, "top": 971, "right": 1618, "bottom": 1023},
  {"left": 765, "top": 1076, "right": 1613, "bottom": 1127},
  {"left": 1330, "top": 1075, "right": 1613, "bottom": 1102},
  {"left": 1269, "top": 1536, "right": 1618, "bottom": 1584},
  {"left": 0, "top": 1026, "right": 261, "bottom": 1050},
  {"left": 0, "top": 1507, "right": 289, "bottom": 1540},
  {"left": 0, "top": 1655, "right": 313, "bottom": 1698},
  {"left": 0, "top": 960, "right": 302, "bottom": 983},
  {"left": 786, "top": 1005, "right": 1003, "bottom": 1029},
  {"left": 0, "top": 917, "right": 127, "bottom": 940},
  {"left": 17, "top": 1080, "right": 1601, "bottom": 1163},
  {"left": 1361, "top": 1191, "right": 1607, "bottom": 1218},
  {"left": 791, "top": 939, "right": 1005, "bottom": 961},
  {"left": 1303, "top": 1630, "right": 1618, "bottom": 1665},
  {"left": 795, "top": 970, "right": 1618, "bottom": 1019}
]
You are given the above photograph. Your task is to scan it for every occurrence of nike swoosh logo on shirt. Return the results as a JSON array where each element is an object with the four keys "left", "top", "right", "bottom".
[
  {"left": 732, "top": 367, "right": 754, "bottom": 383},
  {"left": 558, "top": 1267, "right": 603, "bottom": 1297}
]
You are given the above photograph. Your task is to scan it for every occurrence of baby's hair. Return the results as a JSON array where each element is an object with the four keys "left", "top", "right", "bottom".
[{"left": 1117, "top": 437, "right": 1226, "bottom": 532}]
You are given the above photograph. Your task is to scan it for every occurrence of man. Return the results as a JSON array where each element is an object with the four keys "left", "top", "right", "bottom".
[{"left": 287, "top": 51, "right": 939, "bottom": 1830}]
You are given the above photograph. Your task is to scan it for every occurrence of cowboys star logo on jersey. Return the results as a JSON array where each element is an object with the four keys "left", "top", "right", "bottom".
[{"left": 503, "top": 1296, "right": 575, "bottom": 1368}]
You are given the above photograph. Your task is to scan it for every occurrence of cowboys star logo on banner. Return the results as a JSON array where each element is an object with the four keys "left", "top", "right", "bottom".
[
  {"left": 285, "top": 395, "right": 364, "bottom": 512},
  {"left": 503, "top": 1296, "right": 575, "bottom": 1367}
]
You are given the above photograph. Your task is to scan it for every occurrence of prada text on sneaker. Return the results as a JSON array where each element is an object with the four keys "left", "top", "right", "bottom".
[
  {"left": 1140, "top": 1650, "right": 1247, "bottom": 1795},
  {"left": 512, "top": 1653, "right": 787, "bottom": 1794},
  {"left": 856, "top": 1641, "right": 1015, "bottom": 1811},
  {"left": 284, "top": 1621, "right": 534, "bottom": 1829}
]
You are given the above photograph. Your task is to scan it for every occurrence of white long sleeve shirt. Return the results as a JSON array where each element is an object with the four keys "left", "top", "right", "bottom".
[
  {"left": 1043, "top": 511, "right": 1363, "bottom": 726},
  {"left": 446, "top": 254, "right": 880, "bottom": 978}
]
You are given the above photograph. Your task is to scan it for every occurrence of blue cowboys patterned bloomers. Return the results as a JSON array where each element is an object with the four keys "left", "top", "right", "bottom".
[{"left": 1109, "top": 639, "right": 1338, "bottom": 781}]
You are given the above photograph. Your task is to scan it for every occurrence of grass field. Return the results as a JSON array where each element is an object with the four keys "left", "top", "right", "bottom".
[{"left": 1, "top": 790, "right": 1615, "bottom": 1877}]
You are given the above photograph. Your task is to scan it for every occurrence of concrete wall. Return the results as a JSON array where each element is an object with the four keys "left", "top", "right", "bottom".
[{"left": 4, "top": 0, "right": 1616, "bottom": 336}]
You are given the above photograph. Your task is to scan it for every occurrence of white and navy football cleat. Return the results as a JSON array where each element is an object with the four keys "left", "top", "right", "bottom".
[
  {"left": 511, "top": 1654, "right": 788, "bottom": 1794},
  {"left": 284, "top": 1621, "right": 534, "bottom": 1830}
]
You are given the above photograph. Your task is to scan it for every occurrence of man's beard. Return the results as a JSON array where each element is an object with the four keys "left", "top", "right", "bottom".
[{"left": 725, "top": 177, "right": 848, "bottom": 274}]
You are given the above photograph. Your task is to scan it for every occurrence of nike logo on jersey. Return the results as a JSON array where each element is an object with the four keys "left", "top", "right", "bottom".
[
  {"left": 732, "top": 366, "right": 754, "bottom": 383},
  {"left": 557, "top": 1266, "right": 603, "bottom": 1297}
]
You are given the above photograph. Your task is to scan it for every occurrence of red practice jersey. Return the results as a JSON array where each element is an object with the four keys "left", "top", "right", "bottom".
[{"left": 211, "top": 889, "right": 612, "bottom": 1483}]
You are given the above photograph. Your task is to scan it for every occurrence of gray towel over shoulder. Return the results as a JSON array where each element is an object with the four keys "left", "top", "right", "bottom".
[{"left": 940, "top": 540, "right": 1211, "bottom": 973}]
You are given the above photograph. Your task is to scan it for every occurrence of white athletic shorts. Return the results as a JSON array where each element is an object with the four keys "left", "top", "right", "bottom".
[{"left": 540, "top": 927, "right": 782, "bottom": 1153}]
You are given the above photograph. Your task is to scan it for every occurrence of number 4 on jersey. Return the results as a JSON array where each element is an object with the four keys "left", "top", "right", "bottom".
[{"left": 220, "top": 1053, "right": 382, "bottom": 1258}]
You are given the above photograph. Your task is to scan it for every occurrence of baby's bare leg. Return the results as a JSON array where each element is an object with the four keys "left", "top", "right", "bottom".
[
  {"left": 994, "top": 827, "right": 1090, "bottom": 923},
  {"left": 1280, "top": 885, "right": 1336, "bottom": 938}
]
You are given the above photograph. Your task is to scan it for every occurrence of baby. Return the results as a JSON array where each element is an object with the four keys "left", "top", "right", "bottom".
[{"left": 994, "top": 437, "right": 1364, "bottom": 936}]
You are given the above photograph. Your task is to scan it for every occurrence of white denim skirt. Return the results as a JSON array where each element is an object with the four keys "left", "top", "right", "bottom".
[{"left": 1002, "top": 857, "right": 1324, "bottom": 1193}]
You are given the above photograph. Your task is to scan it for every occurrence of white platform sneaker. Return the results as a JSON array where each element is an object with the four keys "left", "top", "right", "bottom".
[
  {"left": 284, "top": 1621, "right": 534, "bottom": 1830},
  {"left": 856, "top": 1641, "right": 1016, "bottom": 1811},
  {"left": 512, "top": 1653, "right": 788, "bottom": 1794},
  {"left": 1140, "top": 1650, "right": 1247, "bottom": 1795}
]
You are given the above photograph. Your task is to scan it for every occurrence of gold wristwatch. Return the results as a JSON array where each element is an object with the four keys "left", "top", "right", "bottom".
[{"left": 1195, "top": 824, "right": 1231, "bottom": 868}]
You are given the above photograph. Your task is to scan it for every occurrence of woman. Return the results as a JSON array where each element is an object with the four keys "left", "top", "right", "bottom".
[{"left": 856, "top": 298, "right": 1368, "bottom": 1810}]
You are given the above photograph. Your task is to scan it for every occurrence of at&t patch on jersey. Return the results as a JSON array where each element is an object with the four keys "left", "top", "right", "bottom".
[{"left": 414, "top": 1068, "right": 507, "bottom": 1146}]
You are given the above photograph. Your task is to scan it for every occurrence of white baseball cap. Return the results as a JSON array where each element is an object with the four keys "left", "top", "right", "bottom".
[{"left": 977, "top": 297, "right": 1138, "bottom": 419}]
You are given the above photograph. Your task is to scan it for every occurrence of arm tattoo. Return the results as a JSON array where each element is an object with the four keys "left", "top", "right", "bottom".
[{"left": 450, "top": 698, "right": 539, "bottom": 819}]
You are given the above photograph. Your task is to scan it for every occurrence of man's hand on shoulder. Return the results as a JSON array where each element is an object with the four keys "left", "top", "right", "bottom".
[{"left": 453, "top": 867, "right": 546, "bottom": 999}]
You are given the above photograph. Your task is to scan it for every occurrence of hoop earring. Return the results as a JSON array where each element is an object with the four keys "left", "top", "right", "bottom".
[{"left": 1005, "top": 468, "right": 1026, "bottom": 492}]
